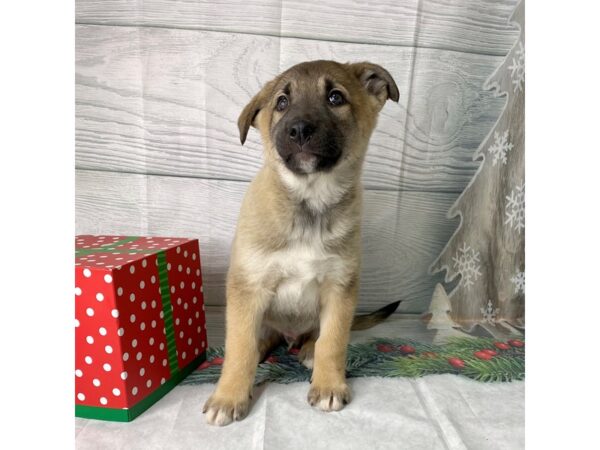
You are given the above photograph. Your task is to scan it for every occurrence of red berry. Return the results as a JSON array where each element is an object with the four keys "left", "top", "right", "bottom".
[
  {"left": 265, "top": 356, "right": 278, "bottom": 364},
  {"left": 448, "top": 357, "right": 465, "bottom": 369},
  {"left": 210, "top": 357, "right": 224, "bottom": 365},
  {"left": 398, "top": 345, "right": 416, "bottom": 355},
  {"left": 508, "top": 339, "right": 524, "bottom": 348},
  {"left": 288, "top": 347, "right": 300, "bottom": 355},
  {"left": 494, "top": 342, "right": 510, "bottom": 350},
  {"left": 474, "top": 351, "right": 493, "bottom": 360},
  {"left": 482, "top": 349, "right": 497, "bottom": 356},
  {"left": 377, "top": 344, "right": 394, "bottom": 353},
  {"left": 198, "top": 360, "right": 211, "bottom": 370}
]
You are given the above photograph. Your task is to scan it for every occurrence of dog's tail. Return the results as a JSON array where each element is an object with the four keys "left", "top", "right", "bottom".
[{"left": 351, "top": 300, "right": 401, "bottom": 331}]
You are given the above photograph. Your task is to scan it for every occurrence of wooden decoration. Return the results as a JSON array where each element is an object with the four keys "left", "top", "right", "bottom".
[{"left": 429, "top": 1, "right": 525, "bottom": 336}]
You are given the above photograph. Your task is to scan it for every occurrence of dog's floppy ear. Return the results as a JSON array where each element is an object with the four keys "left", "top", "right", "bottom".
[
  {"left": 349, "top": 62, "right": 399, "bottom": 108},
  {"left": 238, "top": 79, "right": 277, "bottom": 145}
]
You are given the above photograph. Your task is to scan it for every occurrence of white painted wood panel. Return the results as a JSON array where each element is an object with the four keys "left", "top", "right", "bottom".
[
  {"left": 75, "top": 169, "right": 458, "bottom": 313},
  {"left": 76, "top": 0, "right": 519, "bottom": 56},
  {"left": 76, "top": 25, "right": 505, "bottom": 192}
]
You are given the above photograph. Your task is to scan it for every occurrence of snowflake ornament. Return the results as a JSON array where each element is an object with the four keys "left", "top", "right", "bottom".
[
  {"left": 452, "top": 243, "right": 482, "bottom": 290},
  {"left": 480, "top": 300, "right": 499, "bottom": 324},
  {"left": 511, "top": 270, "right": 525, "bottom": 294},
  {"left": 508, "top": 40, "right": 525, "bottom": 93},
  {"left": 505, "top": 183, "right": 525, "bottom": 233},
  {"left": 488, "top": 130, "right": 514, "bottom": 166}
]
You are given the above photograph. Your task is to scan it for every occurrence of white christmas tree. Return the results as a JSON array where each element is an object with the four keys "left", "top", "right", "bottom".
[
  {"left": 422, "top": 284, "right": 457, "bottom": 329},
  {"left": 421, "top": 283, "right": 469, "bottom": 343}
]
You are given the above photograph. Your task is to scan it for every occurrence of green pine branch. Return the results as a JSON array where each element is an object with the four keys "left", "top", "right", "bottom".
[{"left": 182, "top": 337, "right": 525, "bottom": 386}]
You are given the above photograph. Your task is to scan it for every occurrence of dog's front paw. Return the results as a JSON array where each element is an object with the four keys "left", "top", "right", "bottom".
[
  {"left": 203, "top": 389, "right": 251, "bottom": 426},
  {"left": 307, "top": 382, "right": 351, "bottom": 412}
]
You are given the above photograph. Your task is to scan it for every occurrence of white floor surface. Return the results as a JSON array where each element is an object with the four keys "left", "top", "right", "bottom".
[{"left": 75, "top": 375, "right": 524, "bottom": 450}]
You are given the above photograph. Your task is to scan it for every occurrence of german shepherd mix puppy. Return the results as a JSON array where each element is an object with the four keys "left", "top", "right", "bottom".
[{"left": 203, "top": 60, "right": 400, "bottom": 426}]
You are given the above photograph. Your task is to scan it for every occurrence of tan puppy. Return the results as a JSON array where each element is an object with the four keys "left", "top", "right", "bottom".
[{"left": 203, "top": 60, "right": 399, "bottom": 426}]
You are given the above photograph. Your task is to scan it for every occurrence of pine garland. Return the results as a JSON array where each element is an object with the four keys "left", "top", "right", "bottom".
[{"left": 181, "top": 337, "right": 524, "bottom": 386}]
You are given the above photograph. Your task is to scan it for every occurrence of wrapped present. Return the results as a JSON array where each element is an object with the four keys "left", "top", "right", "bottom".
[{"left": 75, "top": 236, "right": 207, "bottom": 421}]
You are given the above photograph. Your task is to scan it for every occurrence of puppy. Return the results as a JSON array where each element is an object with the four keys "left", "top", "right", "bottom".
[{"left": 203, "top": 60, "right": 399, "bottom": 426}]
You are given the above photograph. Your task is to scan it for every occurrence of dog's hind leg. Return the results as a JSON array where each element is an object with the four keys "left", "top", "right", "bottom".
[
  {"left": 296, "top": 331, "right": 318, "bottom": 369},
  {"left": 258, "top": 326, "right": 284, "bottom": 362}
]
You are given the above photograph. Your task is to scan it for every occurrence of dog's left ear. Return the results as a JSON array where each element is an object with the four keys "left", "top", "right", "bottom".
[
  {"left": 238, "top": 79, "right": 277, "bottom": 145},
  {"left": 349, "top": 62, "right": 399, "bottom": 109}
]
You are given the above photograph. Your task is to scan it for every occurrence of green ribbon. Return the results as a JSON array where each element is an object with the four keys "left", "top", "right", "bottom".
[
  {"left": 76, "top": 236, "right": 180, "bottom": 376},
  {"left": 157, "top": 251, "right": 180, "bottom": 376},
  {"left": 75, "top": 236, "right": 145, "bottom": 257}
]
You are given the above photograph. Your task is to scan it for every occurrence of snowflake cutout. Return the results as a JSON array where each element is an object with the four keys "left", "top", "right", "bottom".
[
  {"left": 511, "top": 270, "right": 525, "bottom": 294},
  {"left": 505, "top": 183, "right": 525, "bottom": 233},
  {"left": 508, "top": 41, "right": 525, "bottom": 93},
  {"left": 480, "top": 300, "right": 499, "bottom": 324},
  {"left": 452, "top": 243, "right": 482, "bottom": 290},
  {"left": 487, "top": 130, "right": 514, "bottom": 165}
]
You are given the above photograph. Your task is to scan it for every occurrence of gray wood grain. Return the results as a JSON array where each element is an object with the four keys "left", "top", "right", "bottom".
[
  {"left": 75, "top": 169, "right": 458, "bottom": 313},
  {"left": 76, "top": 24, "right": 505, "bottom": 192},
  {"left": 76, "top": 0, "right": 519, "bottom": 56}
]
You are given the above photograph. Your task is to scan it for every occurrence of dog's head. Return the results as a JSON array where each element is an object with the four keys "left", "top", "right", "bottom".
[{"left": 238, "top": 60, "right": 398, "bottom": 175}]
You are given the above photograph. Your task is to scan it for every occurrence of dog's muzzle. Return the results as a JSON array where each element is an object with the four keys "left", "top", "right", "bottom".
[{"left": 275, "top": 118, "right": 343, "bottom": 174}]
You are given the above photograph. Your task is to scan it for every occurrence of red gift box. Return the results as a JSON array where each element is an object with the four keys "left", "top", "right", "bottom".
[{"left": 75, "top": 236, "right": 207, "bottom": 421}]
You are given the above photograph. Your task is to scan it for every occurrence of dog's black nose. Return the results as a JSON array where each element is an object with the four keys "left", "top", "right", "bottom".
[{"left": 289, "top": 121, "right": 315, "bottom": 147}]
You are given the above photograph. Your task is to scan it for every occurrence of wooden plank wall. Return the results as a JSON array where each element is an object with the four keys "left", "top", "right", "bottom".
[{"left": 75, "top": 0, "right": 519, "bottom": 315}]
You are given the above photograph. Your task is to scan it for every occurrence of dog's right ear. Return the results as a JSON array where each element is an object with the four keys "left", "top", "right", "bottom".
[{"left": 238, "top": 80, "right": 276, "bottom": 145}]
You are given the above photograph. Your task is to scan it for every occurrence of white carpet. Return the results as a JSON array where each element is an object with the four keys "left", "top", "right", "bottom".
[{"left": 75, "top": 375, "right": 524, "bottom": 449}]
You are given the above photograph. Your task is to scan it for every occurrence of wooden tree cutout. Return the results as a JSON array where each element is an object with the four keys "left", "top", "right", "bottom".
[
  {"left": 429, "top": 1, "right": 525, "bottom": 337},
  {"left": 421, "top": 283, "right": 468, "bottom": 343}
]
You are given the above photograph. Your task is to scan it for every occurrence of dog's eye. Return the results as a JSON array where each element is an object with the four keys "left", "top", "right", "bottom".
[
  {"left": 327, "top": 90, "right": 345, "bottom": 106},
  {"left": 276, "top": 95, "right": 289, "bottom": 111}
]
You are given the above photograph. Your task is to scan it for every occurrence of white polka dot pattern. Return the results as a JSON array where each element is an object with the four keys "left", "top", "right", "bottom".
[{"left": 75, "top": 236, "right": 207, "bottom": 411}]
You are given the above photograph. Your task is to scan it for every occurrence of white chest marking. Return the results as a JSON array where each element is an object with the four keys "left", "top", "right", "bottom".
[
  {"left": 244, "top": 226, "right": 348, "bottom": 333},
  {"left": 278, "top": 164, "right": 350, "bottom": 213},
  {"left": 271, "top": 242, "right": 333, "bottom": 316}
]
